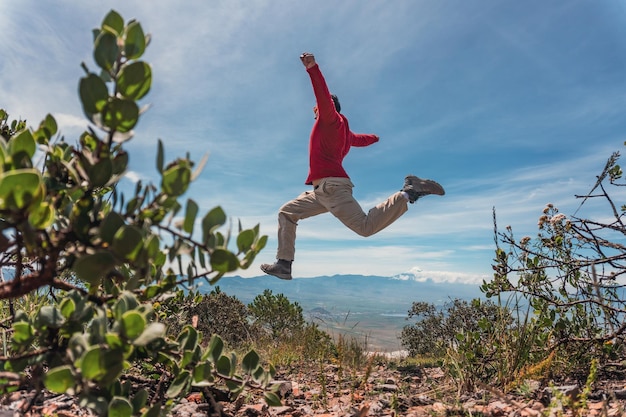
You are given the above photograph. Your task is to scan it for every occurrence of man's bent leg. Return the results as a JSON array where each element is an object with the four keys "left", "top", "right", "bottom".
[
  {"left": 320, "top": 178, "right": 408, "bottom": 237},
  {"left": 358, "top": 192, "right": 409, "bottom": 235}
]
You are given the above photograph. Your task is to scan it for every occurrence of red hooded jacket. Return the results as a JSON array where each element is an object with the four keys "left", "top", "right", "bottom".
[{"left": 304, "top": 64, "right": 379, "bottom": 185}]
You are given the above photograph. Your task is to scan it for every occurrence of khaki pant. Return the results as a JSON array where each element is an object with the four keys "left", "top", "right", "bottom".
[{"left": 276, "top": 177, "right": 408, "bottom": 261}]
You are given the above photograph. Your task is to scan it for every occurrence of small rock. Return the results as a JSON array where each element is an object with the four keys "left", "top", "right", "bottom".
[
  {"left": 614, "top": 389, "right": 626, "bottom": 399},
  {"left": 272, "top": 405, "right": 293, "bottom": 415},
  {"left": 272, "top": 380, "right": 293, "bottom": 398},
  {"left": 241, "top": 403, "right": 266, "bottom": 416}
]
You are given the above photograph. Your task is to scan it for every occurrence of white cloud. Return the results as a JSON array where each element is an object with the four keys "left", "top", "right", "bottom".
[
  {"left": 395, "top": 266, "right": 488, "bottom": 285},
  {"left": 123, "top": 171, "right": 144, "bottom": 184}
]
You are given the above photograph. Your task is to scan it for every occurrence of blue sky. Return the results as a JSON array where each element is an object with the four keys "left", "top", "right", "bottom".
[{"left": 1, "top": 1, "right": 626, "bottom": 283}]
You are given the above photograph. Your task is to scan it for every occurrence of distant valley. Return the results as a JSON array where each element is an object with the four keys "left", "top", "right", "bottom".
[{"left": 199, "top": 274, "right": 486, "bottom": 352}]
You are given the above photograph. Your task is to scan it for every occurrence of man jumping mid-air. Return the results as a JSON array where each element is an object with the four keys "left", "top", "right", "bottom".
[{"left": 261, "top": 52, "right": 445, "bottom": 280}]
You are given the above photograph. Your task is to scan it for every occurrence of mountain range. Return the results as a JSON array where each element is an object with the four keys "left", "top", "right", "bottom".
[{"left": 200, "top": 272, "right": 486, "bottom": 351}]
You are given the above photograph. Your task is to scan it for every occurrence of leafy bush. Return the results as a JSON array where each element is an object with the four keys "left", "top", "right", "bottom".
[
  {"left": 0, "top": 9, "right": 280, "bottom": 416},
  {"left": 400, "top": 298, "right": 510, "bottom": 358},
  {"left": 160, "top": 287, "right": 261, "bottom": 348},
  {"left": 249, "top": 289, "right": 306, "bottom": 340},
  {"left": 247, "top": 290, "right": 342, "bottom": 367},
  {"left": 401, "top": 298, "right": 536, "bottom": 391}
]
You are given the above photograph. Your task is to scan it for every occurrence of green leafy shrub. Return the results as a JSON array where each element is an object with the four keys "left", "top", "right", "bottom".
[
  {"left": 249, "top": 289, "right": 306, "bottom": 340},
  {"left": 0, "top": 9, "right": 280, "bottom": 416},
  {"left": 401, "top": 298, "right": 510, "bottom": 358},
  {"left": 401, "top": 298, "right": 519, "bottom": 391},
  {"left": 160, "top": 287, "right": 261, "bottom": 348},
  {"left": 248, "top": 290, "right": 340, "bottom": 367}
]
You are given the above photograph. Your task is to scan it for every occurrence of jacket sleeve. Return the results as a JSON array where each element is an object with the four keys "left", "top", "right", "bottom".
[
  {"left": 350, "top": 133, "right": 379, "bottom": 147},
  {"left": 307, "top": 64, "right": 340, "bottom": 123}
]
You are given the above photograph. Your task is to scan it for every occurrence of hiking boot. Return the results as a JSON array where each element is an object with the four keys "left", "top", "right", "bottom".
[
  {"left": 260, "top": 260, "right": 292, "bottom": 280},
  {"left": 402, "top": 175, "right": 445, "bottom": 203}
]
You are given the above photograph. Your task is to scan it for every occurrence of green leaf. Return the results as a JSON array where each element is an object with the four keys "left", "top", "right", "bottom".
[
  {"left": 44, "top": 366, "right": 75, "bottom": 393},
  {"left": 133, "top": 322, "right": 166, "bottom": 347},
  {"left": 114, "top": 292, "right": 139, "bottom": 318},
  {"left": 252, "top": 365, "right": 266, "bottom": 383},
  {"left": 198, "top": 246, "right": 207, "bottom": 269},
  {"left": 177, "top": 326, "right": 199, "bottom": 351},
  {"left": 237, "top": 229, "right": 255, "bottom": 253},
  {"left": 11, "top": 322, "right": 34, "bottom": 344},
  {"left": 118, "top": 61, "right": 151, "bottom": 100},
  {"left": 183, "top": 199, "right": 198, "bottom": 234},
  {"left": 105, "top": 333, "right": 123, "bottom": 350},
  {"left": 80, "top": 346, "right": 106, "bottom": 380},
  {"left": 37, "top": 306, "right": 65, "bottom": 329},
  {"left": 264, "top": 392, "right": 282, "bottom": 407},
  {"left": 204, "top": 334, "right": 224, "bottom": 363},
  {"left": 35, "top": 114, "right": 58, "bottom": 143},
  {"left": 242, "top": 350, "right": 260, "bottom": 374},
  {"left": 83, "top": 348, "right": 124, "bottom": 385},
  {"left": 124, "top": 21, "right": 146, "bottom": 59},
  {"left": 94, "top": 31, "right": 119, "bottom": 71},
  {"left": 161, "top": 164, "right": 191, "bottom": 197},
  {"left": 59, "top": 298, "right": 76, "bottom": 319},
  {"left": 166, "top": 370, "right": 190, "bottom": 398},
  {"left": 156, "top": 139, "right": 164, "bottom": 173},
  {"left": 121, "top": 311, "right": 146, "bottom": 340},
  {"left": 102, "top": 98, "right": 139, "bottom": 133},
  {"left": 112, "top": 225, "right": 144, "bottom": 261},
  {"left": 131, "top": 389, "right": 149, "bottom": 414},
  {"left": 87, "top": 158, "right": 113, "bottom": 187},
  {"left": 210, "top": 249, "right": 239, "bottom": 273},
  {"left": 0, "top": 169, "right": 43, "bottom": 209},
  {"left": 100, "top": 211, "right": 125, "bottom": 244},
  {"left": 144, "top": 234, "right": 161, "bottom": 258},
  {"left": 79, "top": 73, "right": 109, "bottom": 116},
  {"left": 201, "top": 206, "right": 226, "bottom": 245},
  {"left": 225, "top": 380, "right": 243, "bottom": 397},
  {"left": 28, "top": 201, "right": 55, "bottom": 229},
  {"left": 8, "top": 128, "right": 36, "bottom": 158},
  {"left": 102, "top": 10, "right": 125, "bottom": 36},
  {"left": 216, "top": 355, "right": 231, "bottom": 376},
  {"left": 0, "top": 142, "right": 7, "bottom": 169},
  {"left": 257, "top": 235, "right": 268, "bottom": 251},
  {"left": 108, "top": 396, "right": 133, "bottom": 417},
  {"left": 112, "top": 150, "right": 128, "bottom": 173},
  {"left": 192, "top": 362, "right": 214, "bottom": 385},
  {"left": 80, "top": 396, "right": 109, "bottom": 416},
  {"left": 73, "top": 251, "right": 117, "bottom": 285}
]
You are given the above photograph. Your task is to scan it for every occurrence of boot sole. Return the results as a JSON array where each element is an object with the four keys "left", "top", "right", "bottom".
[
  {"left": 260, "top": 264, "right": 292, "bottom": 280},
  {"left": 405, "top": 176, "right": 445, "bottom": 195}
]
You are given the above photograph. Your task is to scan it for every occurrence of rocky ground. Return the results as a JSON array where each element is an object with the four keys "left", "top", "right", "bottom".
[{"left": 2, "top": 362, "right": 625, "bottom": 416}]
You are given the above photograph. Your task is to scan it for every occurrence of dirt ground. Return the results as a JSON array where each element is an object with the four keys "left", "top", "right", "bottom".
[{"left": 2, "top": 363, "right": 625, "bottom": 416}]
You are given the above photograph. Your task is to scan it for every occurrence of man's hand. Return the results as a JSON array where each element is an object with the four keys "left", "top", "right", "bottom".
[{"left": 300, "top": 52, "right": 316, "bottom": 69}]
